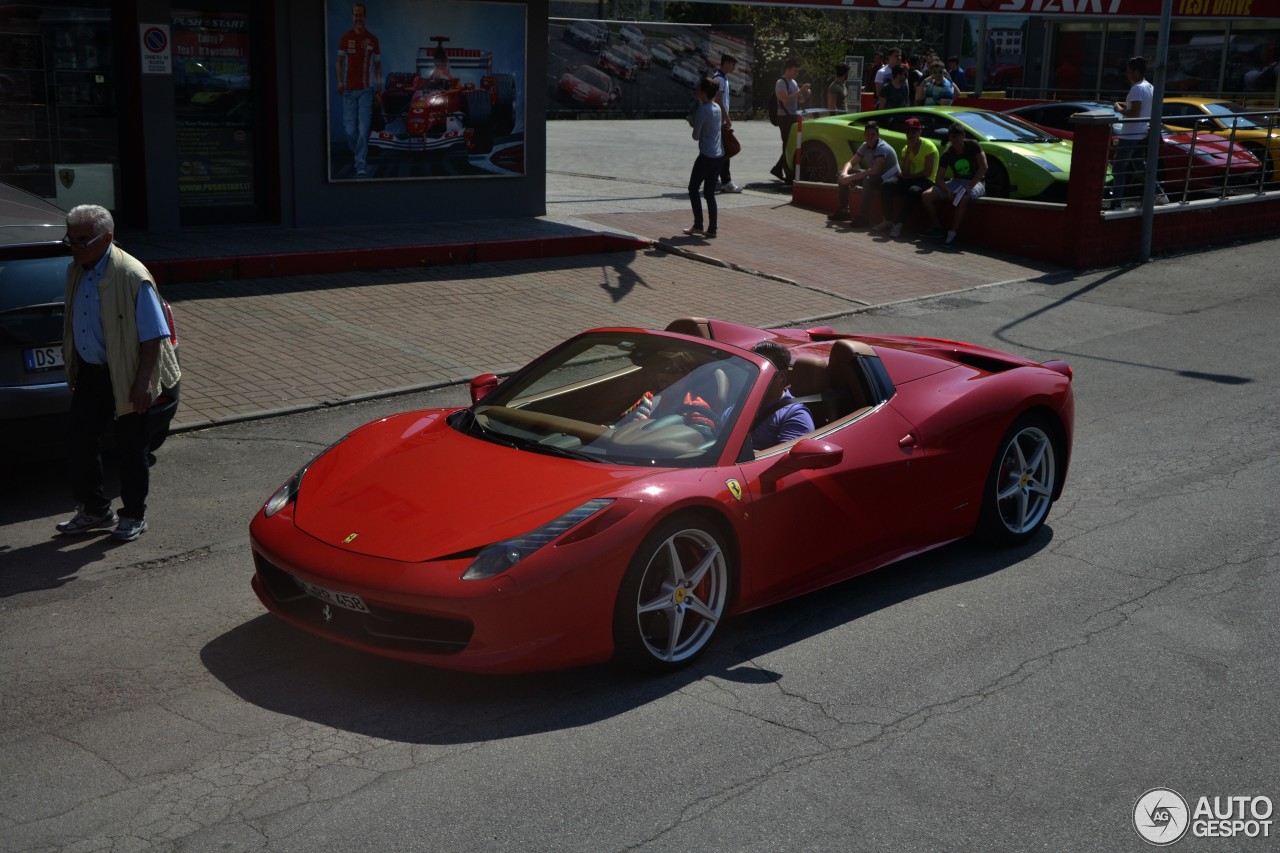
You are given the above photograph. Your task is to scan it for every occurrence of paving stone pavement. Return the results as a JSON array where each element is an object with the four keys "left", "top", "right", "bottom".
[{"left": 159, "top": 199, "right": 1063, "bottom": 431}]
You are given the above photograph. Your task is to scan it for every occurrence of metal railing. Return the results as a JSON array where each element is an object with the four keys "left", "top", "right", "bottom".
[{"left": 1107, "top": 108, "right": 1277, "bottom": 210}]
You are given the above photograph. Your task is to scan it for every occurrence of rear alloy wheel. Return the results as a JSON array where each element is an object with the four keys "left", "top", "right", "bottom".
[
  {"left": 613, "top": 518, "right": 730, "bottom": 671},
  {"left": 978, "top": 415, "right": 1059, "bottom": 544}
]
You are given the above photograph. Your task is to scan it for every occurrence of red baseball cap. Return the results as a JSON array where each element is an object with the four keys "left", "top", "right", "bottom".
[{"left": 904, "top": 118, "right": 922, "bottom": 129}]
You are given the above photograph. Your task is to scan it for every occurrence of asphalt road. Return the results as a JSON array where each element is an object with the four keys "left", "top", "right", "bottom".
[{"left": 2, "top": 235, "right": 1277, "bottom": 850}]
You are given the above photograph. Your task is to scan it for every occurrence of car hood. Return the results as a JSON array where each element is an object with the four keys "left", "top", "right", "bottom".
[
  {"left": 292, "top": 409, "right": 664, "bottom": 562},
  {"left": 989, "top": 138, "right": 1074, "bottom": 173}
]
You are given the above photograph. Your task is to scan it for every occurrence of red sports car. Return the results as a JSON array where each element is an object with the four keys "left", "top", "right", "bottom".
[
  {"left": 557, "top": 64, "right": 621, "bottom": 109},
  {"left": 250, "top": 318, "right": 1074, "bottom": 674}
]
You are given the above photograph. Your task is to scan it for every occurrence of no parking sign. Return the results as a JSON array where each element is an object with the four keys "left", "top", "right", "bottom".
[{"left": 140, "top": 23, "right": 171, "bottom": 74}]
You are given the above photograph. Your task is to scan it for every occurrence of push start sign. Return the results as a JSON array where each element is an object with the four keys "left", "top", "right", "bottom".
[{"left": 140, "top": 23, "right": 172, "bottom": 75}]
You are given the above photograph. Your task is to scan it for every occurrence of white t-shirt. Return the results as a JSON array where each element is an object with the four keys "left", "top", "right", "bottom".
[
  {"left": 874, "top": 63, "right": 894, "bottom": 93},
  {"left": 775, "top": 78, "right": 799, "bottom": 117},
  {"left": 1120, "top": 78, "right": 1154, "bottom": 139},
  {"left": 714, "top": 70, "right": 730, "bottom": 116}
]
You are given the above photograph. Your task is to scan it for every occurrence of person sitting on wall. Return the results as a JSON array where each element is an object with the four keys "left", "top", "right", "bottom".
[
  {"left": 922, "top": 124, "right": 988, "bottom": 247},
  {"left": 827, "top": 120, "right": 900, "bottom": 228}
]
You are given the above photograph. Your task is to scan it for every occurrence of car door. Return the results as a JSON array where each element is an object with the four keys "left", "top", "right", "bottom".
[{"left": 732, "top": 404, "right": 923, "bottom": 610}]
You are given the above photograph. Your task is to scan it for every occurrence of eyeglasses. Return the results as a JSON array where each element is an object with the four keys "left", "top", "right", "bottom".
[{"left": 61, "top": 232, "right": 106, "bottom": 250}]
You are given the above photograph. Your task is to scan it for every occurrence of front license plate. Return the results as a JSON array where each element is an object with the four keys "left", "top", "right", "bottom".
[
  {"left": 296, "top": 578, "right": 370, "bottom": 614},
  {"left": 23, "top": 346, "right": 64, "bottom": 372}
]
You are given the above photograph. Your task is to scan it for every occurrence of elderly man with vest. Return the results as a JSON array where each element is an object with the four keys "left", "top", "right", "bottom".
[{"left": 57, "top": 204, "right": 181, "bottom": 542}]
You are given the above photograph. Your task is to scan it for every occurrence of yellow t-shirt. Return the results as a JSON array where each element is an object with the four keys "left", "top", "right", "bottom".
[{"left": 900, "top": 137, "right": 939, "bottom": 182}]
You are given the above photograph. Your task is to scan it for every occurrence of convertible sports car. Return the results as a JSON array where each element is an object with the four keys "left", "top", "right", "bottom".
[
  {"left": 1004, "top": 101, "right": 1263, "bottom": 198},
  {"left": 788, "top": 106, "right": 1094, "bottom": 201},
  {"left": 1160, "top": 97, "right": 1280, "bottom": 183},
  {"left": 250, "top": 318, "right": 1074, "bottom": 675}
]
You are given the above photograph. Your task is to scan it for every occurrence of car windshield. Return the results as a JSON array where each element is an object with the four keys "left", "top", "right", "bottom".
[
  {"left": 455, "top": 332, "right": 758, "bottom": 468},
  {"left": 579, "top": 68, "right": 610, "bottom": 88},
  {"left": 1203, "top": 101, "right": 1265, "bottom": 129},
  {"left": 959, "top": 111, "right": 1057, "bottom": 143}
]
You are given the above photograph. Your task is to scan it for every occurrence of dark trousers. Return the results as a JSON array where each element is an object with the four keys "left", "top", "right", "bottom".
[
  {"left": 775, "top": 116, "right": 796, "bottom": 181},
  {"left": 688, "top": 154, "right": 723, "bottom": 231},
  {"left": 1113, "top": 136, "right": 1158, "bottom": 202},
  {"left": 888, "top": 177, "right": 934, "bottom": 224},
  {"left": 838, "top": 174, "right": 896, "bottom": 220},
  {"left": 719, "top": 155, "right": 732, "bottom": 186},
  {"left": 69, "top": 363, "right": 150, "bottom": 520}
]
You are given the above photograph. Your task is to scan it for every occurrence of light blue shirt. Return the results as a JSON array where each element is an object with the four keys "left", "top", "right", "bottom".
[
  {"left": 71, "top": 243, "right": 170, "bottom": 365},
  {"left": 692, "top": 101, "right": 723, "bottom": 158}
]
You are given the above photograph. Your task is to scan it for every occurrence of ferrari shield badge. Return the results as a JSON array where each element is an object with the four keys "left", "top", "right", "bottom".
[
  {"left": 726, "top": 479, "right": 743, "bottom": 501},
  {"left": 58, "top": 168, "right": 76, "bottom": 189}
]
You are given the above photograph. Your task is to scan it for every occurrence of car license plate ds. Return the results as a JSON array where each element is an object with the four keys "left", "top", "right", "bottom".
[
  {"left": 296, "top": 578, "right": 370, "bottom": 613},
  {"left": 23, "top": 346, "right": 64, "bottom": 372}
]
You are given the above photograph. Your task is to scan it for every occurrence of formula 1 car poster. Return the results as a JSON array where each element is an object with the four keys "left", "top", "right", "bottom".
[{"left": 326, "top": 0, "right": 525, "bottom": 181}]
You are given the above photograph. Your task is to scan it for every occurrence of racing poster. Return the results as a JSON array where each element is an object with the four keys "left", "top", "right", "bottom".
[
  {"left": 549, "top": 20, "right": 755, "bottom": 119},
  {"left": 325, "top": 0, "right": 526, "bottom": 181}
]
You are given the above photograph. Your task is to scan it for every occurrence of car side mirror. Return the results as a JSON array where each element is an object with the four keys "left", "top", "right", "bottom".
[
  {"left": 470, "top": 373, "right": 499, "bottom": 403},
  {"left": 760, "top": 439, "right": 843, "bottom": 484}
]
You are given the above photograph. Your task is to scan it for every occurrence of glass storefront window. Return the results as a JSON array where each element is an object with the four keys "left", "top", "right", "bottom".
[{"left": 0, "top": 2, "right": 118, "bottom": 205}]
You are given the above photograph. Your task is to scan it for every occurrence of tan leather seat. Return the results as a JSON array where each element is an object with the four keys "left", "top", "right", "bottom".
[
  {"left": 827, "top": 339, "right": 876, "bottom": 414},
  {"left": 789, "top": 355, "right": 834, "bottom": 426},
  {"left": 665, "top": 317, "right": 714, "bottom": 339}
]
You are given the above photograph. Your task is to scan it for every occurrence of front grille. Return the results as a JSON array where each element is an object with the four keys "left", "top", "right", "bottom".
[{"left": 254, "top": 552, "right": 473, "bottom": 654}]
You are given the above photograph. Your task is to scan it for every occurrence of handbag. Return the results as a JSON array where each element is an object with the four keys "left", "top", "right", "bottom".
[{"left": 722, "top": 126, "right": 741, "bottom": 159}]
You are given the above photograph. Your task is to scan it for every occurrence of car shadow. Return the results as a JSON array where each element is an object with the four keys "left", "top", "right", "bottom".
[{"left": 200, "top": 530, "right": 1051, "bottom": 744}]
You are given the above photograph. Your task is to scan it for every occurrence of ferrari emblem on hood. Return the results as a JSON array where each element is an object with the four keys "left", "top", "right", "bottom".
[
  {"left": 726, "top": 479, "right": 743, "bottom": 501},
  {"left": 343, "top": 532, "right": 359, "bottom": 544}
]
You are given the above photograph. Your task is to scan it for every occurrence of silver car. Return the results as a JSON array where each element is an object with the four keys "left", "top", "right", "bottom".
[{"left": 0, "top": 182, "right": 179, "bottom": 458}]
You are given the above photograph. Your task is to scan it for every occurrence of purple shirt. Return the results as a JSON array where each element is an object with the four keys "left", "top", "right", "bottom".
[{"left": 750, "top": 391, "right": 815, "bottom": 448}]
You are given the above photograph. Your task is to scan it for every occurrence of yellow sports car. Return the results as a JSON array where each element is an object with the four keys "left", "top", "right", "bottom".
[{"left": 1162, "top": 97, "right": 1280, "bottom": 182}]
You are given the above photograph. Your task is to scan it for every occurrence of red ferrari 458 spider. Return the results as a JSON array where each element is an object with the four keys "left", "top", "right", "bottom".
[{"left": 250, "top": 318, "right": 1074, "bottom": 674}]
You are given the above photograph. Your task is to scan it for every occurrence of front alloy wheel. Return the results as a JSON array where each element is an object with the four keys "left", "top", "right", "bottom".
[{"left": 613, "top": 518, "right": 730, "bottom": 671}]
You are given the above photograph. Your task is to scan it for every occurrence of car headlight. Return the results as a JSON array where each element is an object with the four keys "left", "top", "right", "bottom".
[
  {"left": 262, "top": 435, "right": 348, "bottom": 518},
  {"left": 462, "top": 499, "right": 614, "bottom": 580},
  {"left": 1023, "top": 156, "right": 1064, "bottom": 173}
]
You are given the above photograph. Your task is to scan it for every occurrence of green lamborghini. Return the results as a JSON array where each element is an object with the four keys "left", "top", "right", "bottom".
[{"left": 788, "top": 106, "right": 1102, "bottom": 202}]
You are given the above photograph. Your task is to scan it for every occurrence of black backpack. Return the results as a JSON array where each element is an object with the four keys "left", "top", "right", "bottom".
[{"left": 768, "top": 83, "right": 783, "bottom": 126}]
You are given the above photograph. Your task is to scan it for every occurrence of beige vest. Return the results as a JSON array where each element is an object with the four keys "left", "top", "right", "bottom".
[{"left": 63, "top": 243, "right": 182, "bottom": 418}]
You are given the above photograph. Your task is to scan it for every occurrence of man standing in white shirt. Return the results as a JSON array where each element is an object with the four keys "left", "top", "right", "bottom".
[
  {"left": 874, "top": 48, "right": 901, "bottom": 107},
  {"left": 1113, "top": 56, "right": 1168, "bottom": 209},
  {"left": 713, "top": 54, "right": 742, "bottom": 194}
]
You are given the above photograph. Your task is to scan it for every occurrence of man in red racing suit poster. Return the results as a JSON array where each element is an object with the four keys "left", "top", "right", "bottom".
[{"left": 335, "top": 3, "right": 381, "bottom": 177}]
